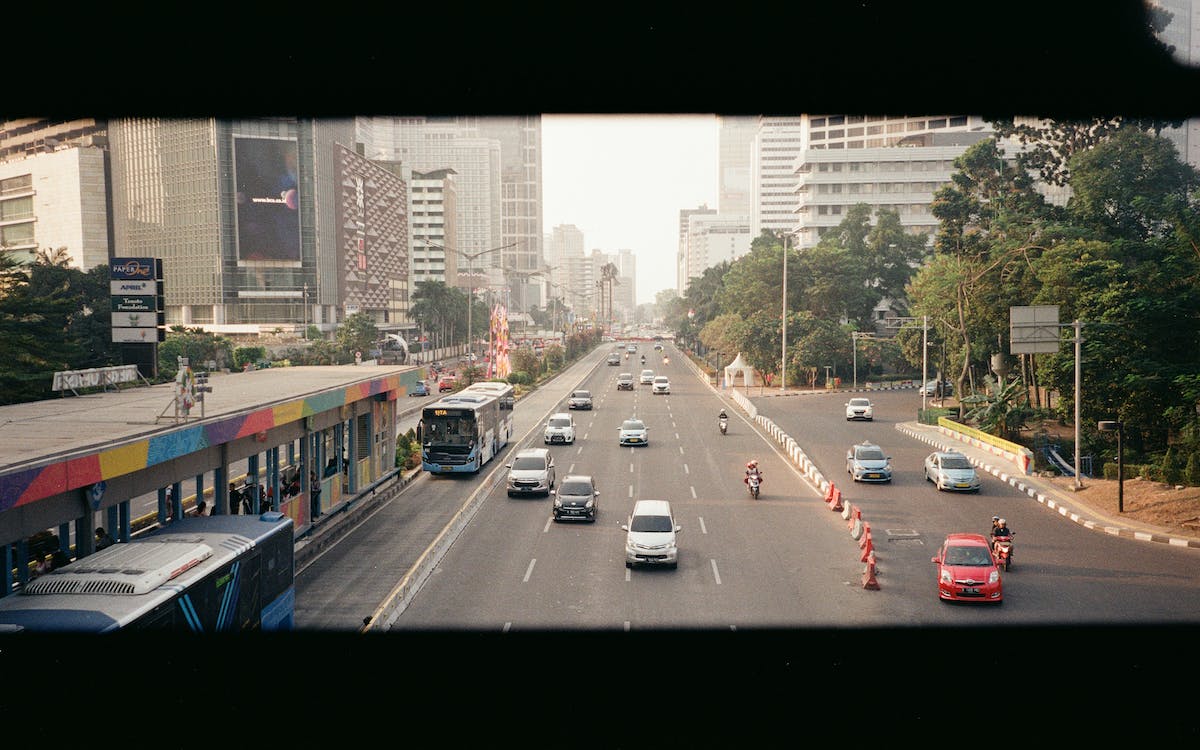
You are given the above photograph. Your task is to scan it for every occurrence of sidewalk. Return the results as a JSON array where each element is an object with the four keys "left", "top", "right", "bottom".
[{"left": 897, "top": 420, "right": 1200, "bottom": 550}]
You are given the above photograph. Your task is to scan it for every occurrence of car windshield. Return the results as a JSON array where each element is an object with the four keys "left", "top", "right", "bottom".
[
  {"left": 654, "top": 377, "right": 668, "bottom": 383},
  {"left": 560, "top": 482, "right": 592, "bottom": 495},
  {"left": 549, "top": 418, "right": 571, "bottom": 427},
  {"left": 856, "top": 448, "right": 885, "bottom": 461},
  {"left": 630, "top": 515, "right": 673, "bottom": 532},
  {"left": 945, "top": 546, "right": 991, "bottom": 566},
  {"left": 850, "top": 399, "right": 870, "bottom": 406},
  {"left": 572, "top": 391, "right": 590, "bottom": 398},
  {"left": 621, "top": 421, "right": 645, "bottom": 430},
  {"left": 940, "top": 456, "right": 972, "bottom": 470},
  {"left": 512, "top": 457, "right": 546, "bottom": 470}
]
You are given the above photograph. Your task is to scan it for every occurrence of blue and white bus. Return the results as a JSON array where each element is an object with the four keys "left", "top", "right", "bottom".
[
  {"left": 0, "top": 513, "right": 294, "bottom": 633},
  {"left": 420, "top": 384, "right": 513, "bottom": 474}
]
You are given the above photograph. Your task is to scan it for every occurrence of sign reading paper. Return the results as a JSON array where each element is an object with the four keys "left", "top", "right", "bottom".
[
  {"left": 110, "top": 257, "right": 157, "bottom": 280},
  {"left": 112, "top": 295, "right": 157, "bottom": 313}
]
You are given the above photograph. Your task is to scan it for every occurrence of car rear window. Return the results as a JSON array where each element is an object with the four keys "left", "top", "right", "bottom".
[{"left": 630, "top": 515, "right": 673, "bottom": 532}]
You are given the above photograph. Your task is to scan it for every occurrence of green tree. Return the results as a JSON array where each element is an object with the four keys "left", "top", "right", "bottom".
[
  {"left": 0, "top": 248, "right": 97, "bottom": 403},
  {"left": 960, "top": 373, "right": 1031, "bottom": 441},
  {"left": 158, "top": 327, "right": 234, "bottom": 378},
  {"left": 335, "top": 312, "right": 379, "bottom": 358}
]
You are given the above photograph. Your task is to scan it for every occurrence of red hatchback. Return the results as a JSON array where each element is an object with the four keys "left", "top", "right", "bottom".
[
  {"left": 438, "top": 374, "right": 458, "bottom": 392},
  {"left": 931, "top": 533, "right": 1003, "bottom": 604}
]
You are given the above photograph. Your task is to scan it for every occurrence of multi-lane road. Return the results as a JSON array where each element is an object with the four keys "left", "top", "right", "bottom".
[{"left": 295, "top": 341, "right": 1200, "bottom": 632}]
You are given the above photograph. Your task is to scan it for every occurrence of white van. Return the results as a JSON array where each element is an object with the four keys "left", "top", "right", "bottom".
[{"left": 621, "top": 499, "right": 681, "bottom": 569}]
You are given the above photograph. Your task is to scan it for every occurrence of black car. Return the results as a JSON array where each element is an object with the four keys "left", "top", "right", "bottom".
[
  {"left": 553, "top": 475, "right": 599, "bottom": 522},
  {"left": 568, "top": 390, "right": 593, "bottom": 410}
]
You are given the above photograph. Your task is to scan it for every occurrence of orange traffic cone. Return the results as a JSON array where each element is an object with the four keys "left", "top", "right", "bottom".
[{"left": 862, "top": 552, "right": 880, "bottom": 590}]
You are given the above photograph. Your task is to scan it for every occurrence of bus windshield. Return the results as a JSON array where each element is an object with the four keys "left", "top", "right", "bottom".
[{"left": 424, "top": 416, "right": 476, "bottom": 445}]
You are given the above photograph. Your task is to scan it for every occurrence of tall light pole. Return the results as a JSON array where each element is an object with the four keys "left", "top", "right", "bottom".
[
  {"left": 781, "top": 233, "right": 789, "bottom": 392},
  {"left": 423, "top": 240, "right": 514, "bottom": 362}
]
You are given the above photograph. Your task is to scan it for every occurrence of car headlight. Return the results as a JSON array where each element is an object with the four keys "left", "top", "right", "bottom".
[
  {"left": 940, "top": 569, "right": 953, "bottom": 585},
  {"left": 553, "top": 497, "right": 562, "bottom": 508},
  {"left": 989, "top": 570, "right": 1000, "bottom": 584},
  {"left": 585, "top": 499, "right": 594, "bottom": 509}
]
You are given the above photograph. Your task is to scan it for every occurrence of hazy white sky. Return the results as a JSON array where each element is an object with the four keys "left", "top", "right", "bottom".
[{"left": 542, "top": 114, "right": 720, "bottom": 306}]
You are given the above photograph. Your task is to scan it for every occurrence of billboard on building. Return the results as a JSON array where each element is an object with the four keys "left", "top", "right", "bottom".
[{"left": 234, "top": 137, "right": 301, "bottom": 264}]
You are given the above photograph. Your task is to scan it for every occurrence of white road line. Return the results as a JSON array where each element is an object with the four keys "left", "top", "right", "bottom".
[
  {"left": 569, "top": 463, "right": 575, "bottom": 473},
  {"left": 699, "top": 516, "right": 707, "bottom": 534},
  {"left": 543, "top": 517, "right": 552, "bottom": 533},
  {"left": 624, "top": 620, "right": 631, "bottom": 630},
  {"left": 683, "top": 464, "right": 689, "bottom": 474},
  {"left": 691, "top": 486, "right": 697, "bottom": 498},
  {"left": 630, "top": 463, "right": 634, "bottom": 472},
  {"left": 504, "top": 622, "right": 512, "bottom": 632},
  {"left": 710, "top": 559, "right": 722, "bottom": 584},
  {"left": 523, "top": 559, "right": 536, "bottom": 582},
  {"left": 628, "top": 485, "right": 633, "bottom": 497}
]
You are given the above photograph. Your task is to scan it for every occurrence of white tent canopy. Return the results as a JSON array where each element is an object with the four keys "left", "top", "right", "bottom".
[{"left": 724, "top": 352, "right": 757, "bottom": 387}]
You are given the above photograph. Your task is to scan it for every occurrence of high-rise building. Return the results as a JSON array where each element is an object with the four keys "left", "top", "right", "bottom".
[
  {"left": 676, "top": 204, "right": 717, "bottom": 295},
  {"left": 1150, "top": 0, "right": 1200, "bottom": 170},
  {"left": 751, "top": 116, "right": 805, "bottom": 239},
  {"left": 790, "top": 115, "right": 993, "bottom": 248},
  {"left": 718, "top": 116, "right": 756, "bottom": 216},
  {"left": 686, "top": 214, "right": 753, "bottom": 278},
  {"left": 108, "top": 117, "right": 366, "bottom": 330},
  {"left": 408, "top": 168, "right": 458, "bottom": 296}
]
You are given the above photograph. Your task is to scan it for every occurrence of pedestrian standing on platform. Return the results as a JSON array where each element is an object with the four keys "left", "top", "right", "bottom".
[
  {"left": 228, "top": 483, "right": 242, "bottom": 515},
  {"left": 196, "top": 496, "right": 208, "bottom": 516}
]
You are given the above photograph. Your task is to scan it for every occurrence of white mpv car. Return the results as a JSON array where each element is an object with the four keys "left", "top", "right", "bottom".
[
  {"left": 622, "top": 499, "right": 681, "bottom": 569},
  {"left": 543, "top": 412, "right": 576, "bottom": 445}
]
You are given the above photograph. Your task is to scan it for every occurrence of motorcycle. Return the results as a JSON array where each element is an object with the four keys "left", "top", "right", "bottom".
[
  {"left": 992, "top": 533, "right": 1014, "bottom": 571},
  {"left": 746, "top": 473, "right": 761, "bottom": 499},
  {"left": 718, "top": 417, "right": 728, "bottom": 435}
]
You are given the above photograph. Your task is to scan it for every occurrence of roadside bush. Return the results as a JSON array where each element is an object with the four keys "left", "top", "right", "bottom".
[
  {"left": 1161, "top": 446, "right": 1184, "bottom": 485},
  {"left": 234, "top": 346, "right": 267, "bottom": 370},
  {"left": 1186, "top": 452, "right": 1200, "bottom": 486},
  {"left": 507, "top": 371, "right": 532, "bottom": 385}
]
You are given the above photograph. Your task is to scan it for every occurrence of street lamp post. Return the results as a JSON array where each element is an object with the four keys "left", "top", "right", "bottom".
[
  {"left": 781, "top": 233, "right": 791, "bottom": 393},
  {"left": 1098, "top": 420, "right": 1124, "bottom": 512},
  {"left": 423, "top": 240, "right": 515, "bottom": 364}
]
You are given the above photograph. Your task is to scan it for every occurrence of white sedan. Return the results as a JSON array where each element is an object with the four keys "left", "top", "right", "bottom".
[
  {"left": 923, "top": 451, "right": 982, "bottom": 492},
  {"left": 651, "top": 376, "right": 670, "bottom": 394}
]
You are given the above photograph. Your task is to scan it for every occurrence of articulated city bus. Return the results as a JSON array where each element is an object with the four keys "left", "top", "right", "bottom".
[
  {"left": 0, "top": 513, "right": 294, "bottom": 633},
  {"left": 420, "top": 386, "right": 513, "bottom": 474}
]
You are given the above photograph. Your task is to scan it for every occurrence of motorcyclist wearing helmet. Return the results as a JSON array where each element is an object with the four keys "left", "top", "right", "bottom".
[
  {"left": 990, "top": 518, "right": 1012, "bottom": 555},
  {"left": 744, "top": 459, "right": 763, "bottom": 486},
  {"left": 640, "top": 354, "right": 646, "bottom": 365},
  {"left": 990, "top": 515, "right": 1001, "bottom": 536},
  {"left": 718, "top": 409, "right": 728, "bottom": 421}
]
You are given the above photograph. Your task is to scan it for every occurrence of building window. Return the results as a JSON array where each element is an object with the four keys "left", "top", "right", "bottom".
[
  {"left": 810, "top": 118, "right": 826, "bottom": 128},
  {"left": 828, "top": 115, "right": 845, "bottom": 125}
]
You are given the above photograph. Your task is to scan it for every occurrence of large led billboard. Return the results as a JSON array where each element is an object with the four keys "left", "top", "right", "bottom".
[{"left": 234, "top": 136, "right": 301, "bottom": 263}]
